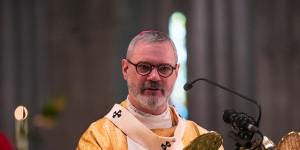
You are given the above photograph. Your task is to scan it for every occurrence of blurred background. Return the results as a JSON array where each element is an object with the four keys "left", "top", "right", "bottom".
[{"left": 1, "top": 0, "right": 299, "bottom": 149}]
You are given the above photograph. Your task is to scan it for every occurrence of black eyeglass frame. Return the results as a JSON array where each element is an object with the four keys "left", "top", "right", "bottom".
[{"left": 126, "top": 59, "right": 177, "bottom": 78}]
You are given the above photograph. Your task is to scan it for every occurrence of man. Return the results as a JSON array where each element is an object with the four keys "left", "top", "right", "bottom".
[{"left": 77, "top": 30, "right": 223, "bottom": 150}]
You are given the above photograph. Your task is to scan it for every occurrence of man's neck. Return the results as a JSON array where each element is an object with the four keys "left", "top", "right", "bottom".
[{"left": 127, "top": 99, "right": 172, "bottom": 129}]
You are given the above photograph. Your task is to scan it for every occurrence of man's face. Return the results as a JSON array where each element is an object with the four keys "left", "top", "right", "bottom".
[{"left": 122, "top": 41, "right": 179, "bottom": 115}]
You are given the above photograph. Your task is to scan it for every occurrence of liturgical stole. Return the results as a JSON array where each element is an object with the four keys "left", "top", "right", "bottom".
[{"left": 105, "top": 104, "right": 186, "bottom": 150}]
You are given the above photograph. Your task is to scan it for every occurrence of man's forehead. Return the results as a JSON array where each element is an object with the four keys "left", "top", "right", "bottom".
[
  {"left": 128, "top": 40, "right": 177, "bottom": 63},
  {"left": 134, "top": 41, "right": 173, "bottom": 51},
  {"left": 131, "top": 50, "right": 176, "bottom": 64},
  {"left": 134, "top": 42, "right": 173, "bottom": 54}
]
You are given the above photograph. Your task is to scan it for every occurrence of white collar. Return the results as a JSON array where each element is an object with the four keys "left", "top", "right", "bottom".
[{"left": 127, "top": 98, "right": 172, "bottom": 129}]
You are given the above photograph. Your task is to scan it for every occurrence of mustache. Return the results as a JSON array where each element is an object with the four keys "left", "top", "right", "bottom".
[{"left": 141, "top": 81, "right": 163, "bottom": 90}]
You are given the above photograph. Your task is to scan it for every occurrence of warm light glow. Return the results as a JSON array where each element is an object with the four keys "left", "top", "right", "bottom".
[
  {"left": 169, "top": 12, "right": 188, "bottom": 118},
  {"left": 14, "top": 105, "right": 28, "bottom": 120}
]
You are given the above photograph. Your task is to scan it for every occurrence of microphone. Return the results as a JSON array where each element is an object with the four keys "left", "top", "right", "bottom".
[
  {"left": 184, "top": 78, "right": 261, "bottom": 126},
  {"left": 223, "top": 109, "right": 258, "bottom": 133}
]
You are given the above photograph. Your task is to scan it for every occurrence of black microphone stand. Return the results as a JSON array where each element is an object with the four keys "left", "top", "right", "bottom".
[{"left": 184, "top": 78, "right": 263, "bottom": 149}]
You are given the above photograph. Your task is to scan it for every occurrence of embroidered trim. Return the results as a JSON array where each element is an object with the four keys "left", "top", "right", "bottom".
[{"left": 105, "top": 104, "right": 186, "bottom": 150}]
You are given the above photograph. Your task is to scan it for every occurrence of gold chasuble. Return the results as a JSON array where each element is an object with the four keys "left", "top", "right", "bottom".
[{"left": 76, "top": 100, "right": 223, "bottom": 150}]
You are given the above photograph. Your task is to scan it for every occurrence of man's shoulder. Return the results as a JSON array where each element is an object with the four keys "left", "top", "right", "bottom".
[
  {"left": 87, "top": 100, "right": 127, "bottom": 130},
  {"left": 92, "top": 117, "right": 113, "bottom": 125},
  {"left": 185, "top": 120, "right": 209, "bottom": 135},
  {"left": 168, "top": 105, "right": 209, "bottom": 135},
  {"left": 79, "top": 117, "right": 124, "bottom": 142},
  {"left": 77, "top": 117, "right": 127, "bottom": 150},
  {"left": 87, "top": 117, "right": 117, "bottom": 132}
]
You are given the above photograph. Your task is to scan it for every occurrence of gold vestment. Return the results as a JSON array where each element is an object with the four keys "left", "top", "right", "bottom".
[{"left": 77, "top": 100, "right": 223, "bottom": 150}]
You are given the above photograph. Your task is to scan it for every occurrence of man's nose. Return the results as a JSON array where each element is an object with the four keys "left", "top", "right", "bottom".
[{"left": 147, "top": 68, "right": 161, "bottom": 81}]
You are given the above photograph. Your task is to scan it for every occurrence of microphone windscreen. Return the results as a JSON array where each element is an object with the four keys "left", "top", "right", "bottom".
[
  {"left": 183, "top": 82, "right": 193, "bottom": 91},
  {"left": 223, "top": 109, "right": 235, "bottom": 124}
]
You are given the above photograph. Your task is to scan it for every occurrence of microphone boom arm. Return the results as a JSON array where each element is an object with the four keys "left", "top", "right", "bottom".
[{"left": 185, "top": 78, "right": 261, "bottom": 127}]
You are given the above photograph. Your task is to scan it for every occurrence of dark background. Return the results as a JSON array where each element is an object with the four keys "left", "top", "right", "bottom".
[{"left": 1, "top": 0, "right": 300, "bottom": 149}]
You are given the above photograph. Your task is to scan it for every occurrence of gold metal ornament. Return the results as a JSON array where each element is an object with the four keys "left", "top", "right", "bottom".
[
  {"left": 183, "top": 131, "right": 223, "bottom": 150},
  {"left": 277, "top": 131, "right": 300, "bottom": 150}
]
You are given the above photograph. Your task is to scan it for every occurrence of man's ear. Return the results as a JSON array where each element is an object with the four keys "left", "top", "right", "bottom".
[{"left": 121, "top": 59, "right": 129, "bottom": 80}]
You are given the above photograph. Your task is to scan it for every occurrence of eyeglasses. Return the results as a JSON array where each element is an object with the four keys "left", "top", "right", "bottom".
[{"left": 126, "top": 59, "right": 177, "bottom": 78}]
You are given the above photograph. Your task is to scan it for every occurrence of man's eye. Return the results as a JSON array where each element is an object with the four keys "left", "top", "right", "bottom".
[
  {"left": 137, "top": 64, "right": 151, "bottom": 72},
  {"left": 158, "top": 65, "right": 172, "bottom": 73}
]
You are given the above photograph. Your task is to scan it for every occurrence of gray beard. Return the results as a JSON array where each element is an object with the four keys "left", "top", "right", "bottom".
[
  {"left": 136, "top": 94, "right": 165, "bottom": 109},
  {"left": 128, "top": 84, "right": 168, "bottom": 111}
]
